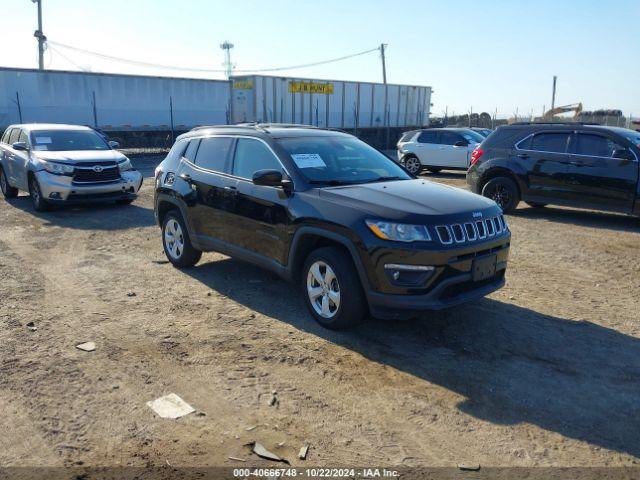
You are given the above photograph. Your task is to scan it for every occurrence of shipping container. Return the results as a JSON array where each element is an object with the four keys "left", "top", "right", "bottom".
[
  {"left": 0, "top": 67, "right": 230, "bottom": 130},
  {"left": 230, "top": 74, "right": 432, "bottom": 128}
]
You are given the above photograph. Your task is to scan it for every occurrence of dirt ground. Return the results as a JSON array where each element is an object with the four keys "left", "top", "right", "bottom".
[{"left": 1, "top": 156, "right": 639, "bottom": 470}]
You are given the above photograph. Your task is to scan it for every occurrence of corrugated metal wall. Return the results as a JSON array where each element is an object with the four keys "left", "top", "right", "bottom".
[
  {"left": 0, "top": 68, "right": 431, "bottom": 131},
  {"left": 231, "top": 75, "right": 432, "bottom": 128},
  {"left": 0, "top": 68, "right": 230, "bottom": 130}
]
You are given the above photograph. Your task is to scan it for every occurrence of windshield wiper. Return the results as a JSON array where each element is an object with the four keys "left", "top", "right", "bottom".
[
  {"left": 308, "top": 179, "right": 358, "bottom": 186},
  {"left": 360, "top": 176, "right": 403, "bottom": 184}
]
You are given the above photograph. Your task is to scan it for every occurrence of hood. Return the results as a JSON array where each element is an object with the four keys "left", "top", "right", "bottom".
[
  {"left": 31, "top": 150, "right": 126, "bottom": 163},
  {"left": 319, "top": 179, "right": 499, "bottom": 221}
]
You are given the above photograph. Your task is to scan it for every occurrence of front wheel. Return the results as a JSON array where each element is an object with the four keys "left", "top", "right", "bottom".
[
  {"left": 481, "top": 176, "right": 520, "bottom": 213},
  {"left": 162, "top": 210, "right": 202, "bottom": 268},
  {"left": 302, "top": 247, "right": 367, "bottom": 330},
  {"left": 0, "top": 167, "right": 18, "bottom": 199},
  {"left": 402, "top": 156, "right": 422, "bottom": 175},
  {"left": 29, "top": 175, "right": 50, "bottom": 212}
]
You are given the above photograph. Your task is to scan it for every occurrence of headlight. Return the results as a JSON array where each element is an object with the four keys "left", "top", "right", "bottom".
[
  {"left": 366, "top": 220, "right": 432, "bottom": 242},
  {"left": 42, "top": 161, "right": 74, "bottom": 175},
  {"left": 118, "top": 158, "right": 132, "bottom": 172}
]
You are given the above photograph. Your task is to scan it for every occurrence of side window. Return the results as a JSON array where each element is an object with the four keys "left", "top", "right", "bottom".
[
  {"left": 530, "top": 132, "right": 570, "bottom": 154},
  {"left": 1, "top": 128, "right": 12, "bottom": 144},
  {"left": 18, "top": 130, "right": 29, "bottom": 146},
  {"left": 183, "top": 139, "right": 200, "bottom": 162},
  {"left": 194, "top": 136, "right": 233, "bottom": 172},
  {"left": 233, "top": 138, "right": 281, "bottom": 180},
  {"left": 166, "top": 139, "right": 188, "bottom": 163},
  {"left": 417, "top": 131, "right": 438, "bottom": 144},
  {"left": 517, "top": 135, "right": 532, "bottom": 150},
  {"left": 574, "top": 134, "right": 625, "bottom": 158},
  {"left": 9, "top": 128, "right": 21, "bottom": 145},
  {"left": 440, "top": 131, "right": 463, "bottom": 145}
]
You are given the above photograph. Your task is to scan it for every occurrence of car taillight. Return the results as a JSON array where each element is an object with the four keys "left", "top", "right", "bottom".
[{"left": 470, "top": 148, "right": 484, "bottom": 166}]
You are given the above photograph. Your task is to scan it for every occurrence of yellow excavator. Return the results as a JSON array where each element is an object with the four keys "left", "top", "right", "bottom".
[{"left": 543, "top": 102, "right": 583, "bottom": 120}]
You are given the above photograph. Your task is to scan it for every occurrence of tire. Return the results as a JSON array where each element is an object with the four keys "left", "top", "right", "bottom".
[
  {"left": 525, "top": 201, "right": 547, "bottom": 209},
  {"left": 301, "top": 246, "right": 367, "bottom": 330},
  {"left": 162, "top": 210, "right": 202, "bottom": 268},
  {"left": 481, "top": 176, "right": 520, "bottom": 213},
  {"left": 28, "top": 175, "right": 50, "bottom": 212},
  {"left": 0, "top": 166, "right": 18, "bottom": 199},
  {"left": 402, "top": 156, "right": 422, "bottom": 175},
  {"left": 426, "top": 166, "right": 442, "bottom": 173},
  {"left": 116, "top": 198, "right": 135, "bottom": 205}
]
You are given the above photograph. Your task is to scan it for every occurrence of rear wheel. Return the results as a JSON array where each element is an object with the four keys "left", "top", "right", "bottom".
[
  {"left": 0, "top": 167, "right": 18, "bottom": 199},
  {"left": 302, "top": 247, "right": 367, "bottom": 330},
  {"left": 29, "top": 175, "right": 50, "bottom": 212},
  {"left": 162, "top": 210, "right": 202, "bottom": 268},
  {"left": 481, "top": 176, "right": 520, "bottom": 213},
  {"left": 403, "top": 156, "right": 422, "bottom": 175},
  {"left": 526, "top": 201, "right": 547, "bottom": 209}
]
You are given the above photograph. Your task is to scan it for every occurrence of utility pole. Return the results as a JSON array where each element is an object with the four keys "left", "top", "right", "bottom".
[
  {"left": 551, "top": 75, "right": 557, "bottom": 111},
  {"left": 379, "top": 43, "right": 387, "bottom": 84},
  {"left": 33, "top": 0, "right": 46, "bottom": 70},
  {"left": 220, "top": 41, "right": 234, "bottom": 79},
  {"left": 380, "top": 43, "right": 390, "bottom": 148}
]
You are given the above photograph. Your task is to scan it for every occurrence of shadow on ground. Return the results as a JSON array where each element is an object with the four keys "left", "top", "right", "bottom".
[
  {"left": 185, "top": 256, "right": 640, "bottom": 458},
  {"left": 4, "top": 195, "right": 155, "bottom": 230},
  {"left": 511, "top": 206, "right": 640, "bottom": 233}
]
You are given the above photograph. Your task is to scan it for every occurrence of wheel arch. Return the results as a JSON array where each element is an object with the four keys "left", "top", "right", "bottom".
[{"left": 287, "top": 226, "right": 371, "bottom": 291}]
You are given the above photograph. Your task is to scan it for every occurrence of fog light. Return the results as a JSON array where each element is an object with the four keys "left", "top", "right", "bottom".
[
  {"left": 384, "top": 264, "right": 436, "bottom": 287},
  {"left": 49, "top": 192, "right": 61, "bottom": 199}
]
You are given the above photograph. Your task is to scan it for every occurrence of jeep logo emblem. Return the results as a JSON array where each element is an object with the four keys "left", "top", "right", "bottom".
[
  {"left": 472, "top": 211, "right": 483, "bottom": 218},
  {"left": 93, "top": 165, "right": 104, "bottom": 173}
]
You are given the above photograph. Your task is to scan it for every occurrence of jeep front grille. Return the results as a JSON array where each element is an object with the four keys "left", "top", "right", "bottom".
[{"left": 435, "top": 215, "right": 507, "bottom": 245}]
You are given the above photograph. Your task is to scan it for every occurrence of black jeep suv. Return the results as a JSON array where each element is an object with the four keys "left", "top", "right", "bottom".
[
  {"left": 154, "top": 124, "right": 510, "bottom": 329},
  {"left": 467, "top": 122, "right": 640, "bottom": 216}
]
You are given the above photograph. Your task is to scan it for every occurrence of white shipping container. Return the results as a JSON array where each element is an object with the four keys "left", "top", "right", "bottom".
[
  {"left": 0, "top": 67, "right": 230, "bottom": 130},
  {"left": 230, "top": 74, "right": 432, "bottom": 128}
]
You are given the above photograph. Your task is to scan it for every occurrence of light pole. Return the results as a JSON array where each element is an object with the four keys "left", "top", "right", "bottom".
[
  {"left": 32, "top": 0, "right": 46, "bottom": 70},
  {"left": 220, "top": 41, "right": 234, "bottom": 79}
]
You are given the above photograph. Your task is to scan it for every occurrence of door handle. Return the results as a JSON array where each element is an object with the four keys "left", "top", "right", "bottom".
[
  {"left": 517, "top": 153, "right": 529, "bottom": 159},
  {"left": 223, "top": 185, "right": 238, "bottom": 195},
  {"left": 179, "top": 173, "right": 193, "bottom": 183},
  {"left": 568, "top": 161, "right": 583, "bottom": 166}
]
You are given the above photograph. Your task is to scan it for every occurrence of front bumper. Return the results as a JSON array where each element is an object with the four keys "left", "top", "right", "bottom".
[{"left": 35, "top": 169, "right": 143, "bottom": 203}]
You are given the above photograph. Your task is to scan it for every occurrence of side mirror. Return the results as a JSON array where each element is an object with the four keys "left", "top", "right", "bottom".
[
  {"left": 612, "top": 149, "right": 634, "bottom": 160},
  {"left": 453, "top": 140, "right": 468, "bottom": 147},
  {"left": 12, "top": 141, "right": 28, "bottom": 151},
  {"left": 252, "top": 169, "right": 283, "bottom": 187},
  {"left": 108, "top": 140, "right": 120, "bottom": 149}
]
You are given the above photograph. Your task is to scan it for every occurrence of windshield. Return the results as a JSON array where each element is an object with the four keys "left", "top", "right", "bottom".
[
  {"left": 277, "top": 136, "right": 412, "bottom": 185},
  {"left": 460, "top": 130, "right": 485, "bottom": 143},
  {"left": 30, "top": 129, "right": 110, "bottom": 152}
]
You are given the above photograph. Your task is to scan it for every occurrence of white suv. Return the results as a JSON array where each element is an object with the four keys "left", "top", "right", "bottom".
[{"left": 397, "top": 128, "right": 485, "bottom": 174}]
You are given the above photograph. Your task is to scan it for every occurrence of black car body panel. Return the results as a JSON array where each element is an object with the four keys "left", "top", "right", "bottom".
[
  {"left": 155, "top": 125, "right": 510, "bottom": 319},
  {"left": 467, "top": 123, "right": 640, "bottom": 216}
]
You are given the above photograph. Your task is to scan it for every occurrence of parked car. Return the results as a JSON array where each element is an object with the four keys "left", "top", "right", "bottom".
[
  {"left": 471, "top": 127, "right": 493, "bottom": 137},
  {"left": 397, "top": 128, "right": 485, "bottom": 174},
  {"left": 154, "top": 124, "right": 510, "bottom": 329},
  {"left": 0, "top": 124, "right": 143, "bottom": 211},
  {"left": 467, "top": 122, "right": 640, "bottom": 216}
]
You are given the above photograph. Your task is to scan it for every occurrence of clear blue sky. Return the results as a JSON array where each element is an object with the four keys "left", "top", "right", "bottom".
[{"left": 2, "top": 0, "right": 639, "bottom": 118}]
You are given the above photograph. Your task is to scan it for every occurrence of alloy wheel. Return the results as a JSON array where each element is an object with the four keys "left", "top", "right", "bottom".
[
  {"left": 404, "top": 157, "right": 421, "bottom": 175},
  {"left": 30, "top": 178, "right": 40, "bottom": 204},
  {"left": 487, "top": 184, "right": 511, "bottom": 209},
  {"left": 164, "top": 218, "right": 185, "bottom": 260},
  {"left": 306, "top": 260, "right": 341, "bottom": 318},
  {"left": 0, "top": 170, "right": 6, "bottom": 195}
]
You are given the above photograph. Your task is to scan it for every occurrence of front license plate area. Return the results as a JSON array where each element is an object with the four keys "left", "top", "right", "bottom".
[{"left": 472, "top": 255, "right": 497, "bottom": 281}]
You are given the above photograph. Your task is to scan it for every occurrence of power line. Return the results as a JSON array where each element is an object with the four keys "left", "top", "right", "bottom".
[{"left": 46, "top": 40, "right": 380, "bottom": 74}]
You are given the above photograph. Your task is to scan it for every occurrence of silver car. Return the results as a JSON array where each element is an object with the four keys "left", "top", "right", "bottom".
[{"left": 0, "top": 124, "right": 142, "bottom": 211}]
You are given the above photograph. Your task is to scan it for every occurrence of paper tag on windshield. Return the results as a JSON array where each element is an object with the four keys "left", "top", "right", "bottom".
[
  {"left": 33, "top": 145, "right": 48, "bottom": 151},
  {"left": 35, "top": 136, "right": 52, "bottom": 144},
  {"left": 291, "top": 153, "right": 326, "bottom": 168}
]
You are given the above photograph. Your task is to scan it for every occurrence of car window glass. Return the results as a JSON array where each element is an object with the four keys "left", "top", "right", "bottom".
[
  {"left": 183, "top": 139, "right": 200, "bottom": 162},
  {"left": 575, "top": 134, "right": 625, "bottom": 158},
  {"left": 233, "top": 138, "right": 281, "bottom": 179},
  {"left": 530, "top": 133, "right": 570, "bottom": 153},
  {"left": 417, "top": 131, "right": 438, "bottom": 144},
  {"left": 9, "top": 129, "right": 21, "bottom": 144},
  {"left": 1, "top": 129, "right": 11, "bottom": 144},
  {"left": 440, "top": 131, "right": 462, "bottom": 145},
  {"left": 18, "top": 130, "right": 29, "bottom": 146},
  {"left": 399, "top": 131, "right": 416, "bottom": 142},
  {"left": 194, "top": 137, "right": 233, "bottom": 172},
  {"left": 517, "top": 135, "right": 532, "bottom": 150}
]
